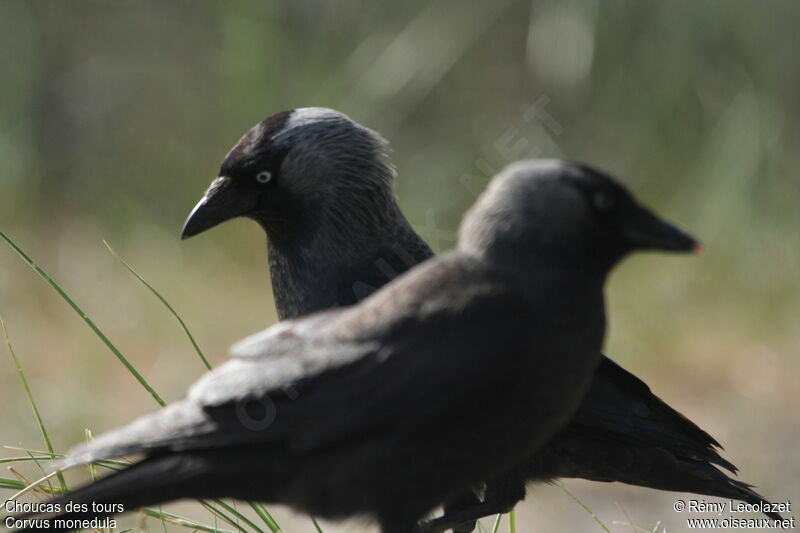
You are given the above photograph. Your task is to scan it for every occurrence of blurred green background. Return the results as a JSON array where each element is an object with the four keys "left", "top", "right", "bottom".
[{"left": 1, "top": 1, "right": 797, "bottom": 531}]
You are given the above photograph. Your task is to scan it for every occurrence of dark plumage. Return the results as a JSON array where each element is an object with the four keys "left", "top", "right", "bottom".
[
  {"left": 181, "top": 108, "right": 433, "bottom": 318},
  {"left": 183, "top": 108, "right": 782, "bottom": 529},
  {"left": 13, "top": 160, "right": 696, "bottom": 533}
]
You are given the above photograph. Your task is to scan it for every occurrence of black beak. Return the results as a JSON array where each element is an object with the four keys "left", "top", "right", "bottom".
[
  {"left": 181, "top": 177, "right": 253, "bottom": 240},
  {"left": 623, "top": 205, "right": 700, "bottom": 254}
]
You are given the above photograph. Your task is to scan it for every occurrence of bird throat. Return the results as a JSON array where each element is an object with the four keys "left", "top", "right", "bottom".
[{"left": 265, "top": 209, "right": 434, "bottom": 321}]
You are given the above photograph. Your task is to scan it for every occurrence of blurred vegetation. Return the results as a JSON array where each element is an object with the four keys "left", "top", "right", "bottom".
[{"left": 1, "top": 1, "right": 798, "bottom": 531}]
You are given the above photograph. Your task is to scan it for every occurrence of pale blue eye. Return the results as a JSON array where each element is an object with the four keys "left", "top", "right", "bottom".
[{"left": 256, "top": 171, "right": 273, "bottom": 184}]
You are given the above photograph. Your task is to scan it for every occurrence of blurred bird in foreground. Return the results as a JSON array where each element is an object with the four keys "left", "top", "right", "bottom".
[
  {"left": 182, "top": 109, "right": 781, "bottom": 530},
  {"left": 14, "top": 160, "right": 696, "bottom": 533}
]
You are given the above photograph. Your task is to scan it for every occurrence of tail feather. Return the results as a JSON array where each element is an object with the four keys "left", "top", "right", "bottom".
[
  {"left": 665, "top": 460, "right": 783, "bottom": 521},
  {"left": 11, "top": 455, "right": 202, "bottom": 533},
  {"left": 586, "top": 358, "right": 738, "bottom": 473},
  {"left": 535, "top": 441, "right": 783, "bottom": 521},
  {"left": 9, "top": 448, "right": 286, "bottom": 533}
]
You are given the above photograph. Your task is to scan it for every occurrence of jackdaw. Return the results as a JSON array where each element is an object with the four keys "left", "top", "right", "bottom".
[
  {"left": 182, "top": 108, "right": 782, "bottom": 529},
  {"left": 182, "top": 107, "right": 434, "bottom": 319},
  {"left": 12, "top": 160, "right": 698, "bottom": 533}
]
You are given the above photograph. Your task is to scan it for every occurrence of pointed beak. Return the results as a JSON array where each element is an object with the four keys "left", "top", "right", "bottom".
[
  {"left": 623, "top": 205, "right": 700, "bottom": 254},
  {"left": 181, "top": 176, "right": 253, "bottom": 240}
]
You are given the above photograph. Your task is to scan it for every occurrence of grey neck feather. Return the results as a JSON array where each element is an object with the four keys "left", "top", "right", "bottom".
[{"left": 266, "top": 176, "right": 434, "bottom": 321}]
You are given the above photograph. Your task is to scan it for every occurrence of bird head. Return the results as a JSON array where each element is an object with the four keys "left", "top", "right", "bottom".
[
  {"left": 459, "top": 160, "right": 699, "bottom": 276},
  {"left": 181, "top": 108, "right": 396, "bottom": 243}
]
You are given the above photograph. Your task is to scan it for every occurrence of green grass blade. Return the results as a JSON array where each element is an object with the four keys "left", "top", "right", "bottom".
[
  {"left": 509, "top": 510, "right": 515, "bottom": 533},
  {"left": 84, "top": 429, "right": 100, "bottom": 481},
  {"left": 103, "top": 240, "right": 212, "bottom": 371},
  {"left": 614, "top": 501, "right": 639, "bottom": 533},
  {"left": 198, "top": 501, "right": 242, "bottom": 532},
  {"left": 25, "top": 451, "right": 55, "bottom": 495},
  {"left": 311, "top": 516, "right": 324, "bottom": 533},
  {"left": 199, "top": 501, "right": 241, "bottom": 531},
  {"left": 212, "top": 500, "right": 265, "bottom": 533},
  {"left": 1, "top": 315, "right": 68, "bottom": 492},
  {"left": 249, "top": 502, "right": 282, "bottom": 532},
  {"left": 491, "top": 513, "right": 503, "bottom": 533},
  {"left": 3, "top": 445, "right": 133, "bottom": 469},
  {"left": 0, "top": 231, "right": 165, "bottom": 406},
  {"left": 4, "top": 445, "right": 66, "bottom": 456},
  {"left": 1, "top": 234, "right": 284, "bottom": 532},
  {"left": 104, "top": 242, "right": 284, "bottom": 532},
  {"left": 557, "top": 482, "right": 612, "bottom": 533},
  {"left": 158, "top": 504, "right": 170, "bottom": 533},
  {"left": 199, "top": 500, "right": 256, "bottom": 533},
  {"left": 0, "top": 475, "right": 60, "bottom": 494},
  {"left": 0, "top": 477, "right": 27, "bottom": 490},
  {"left": 0, "top": 455, "right": 55, "bottom": 464},
  {"left": 142, "top": 507, "right": 236, "bottom": 533}
]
